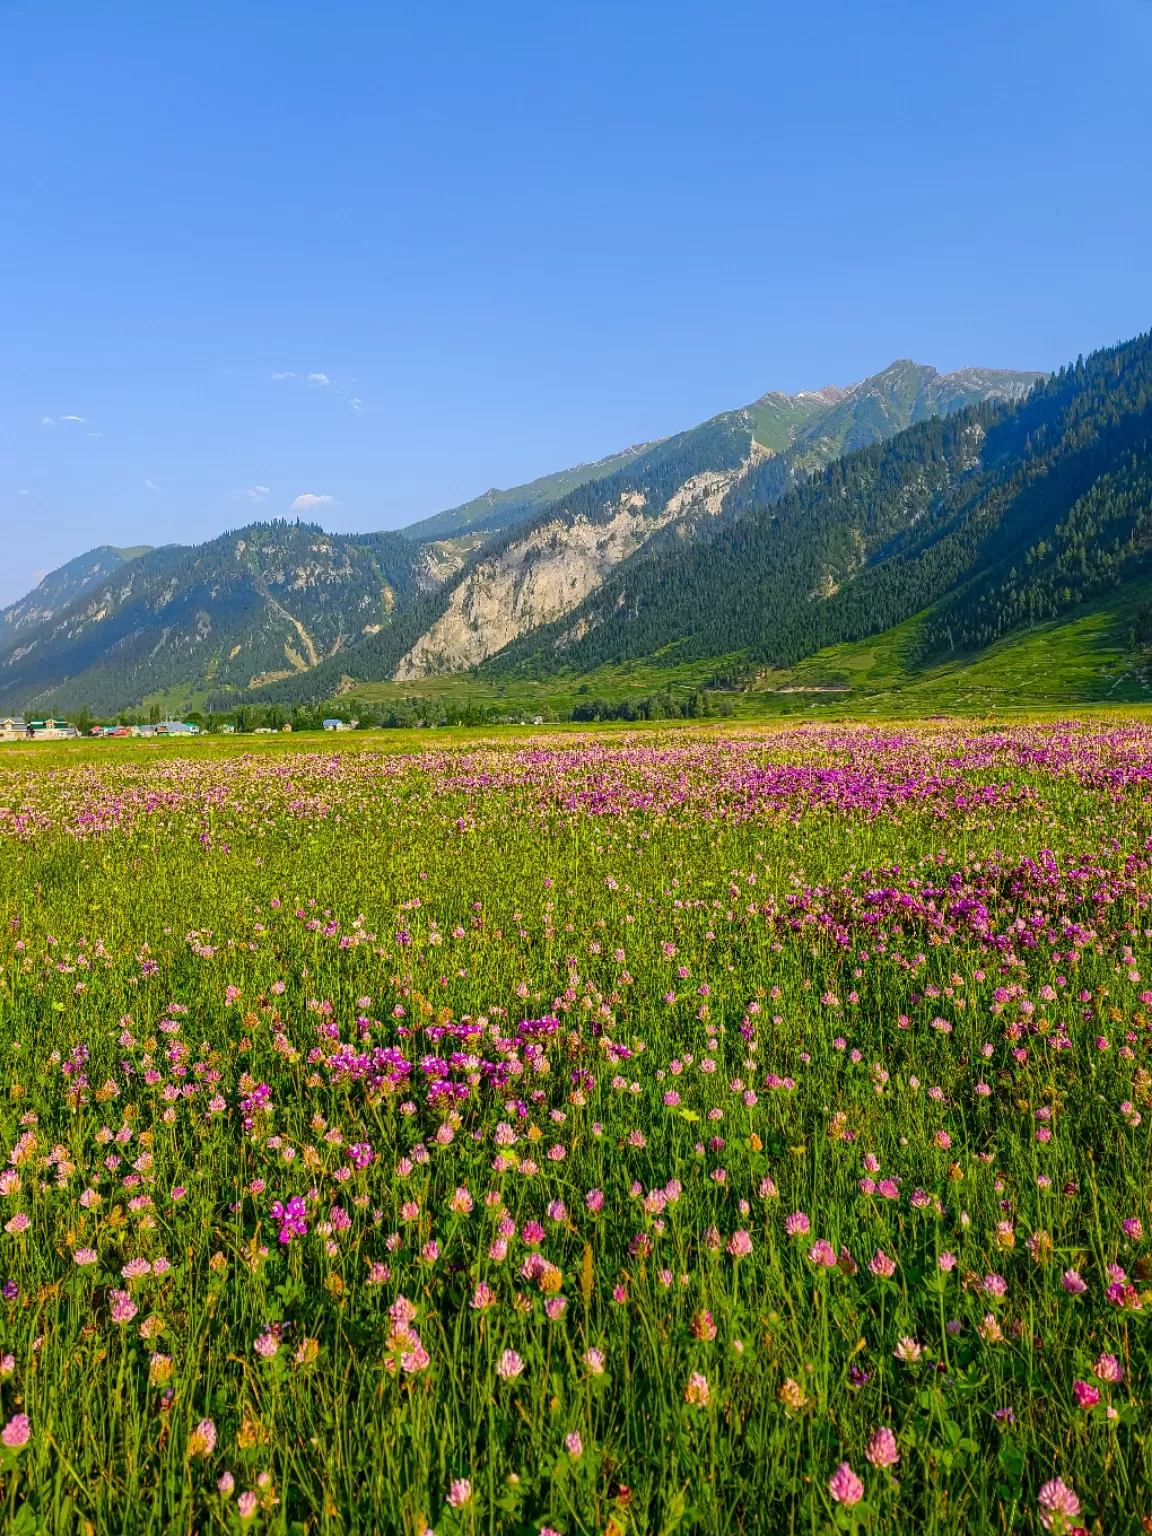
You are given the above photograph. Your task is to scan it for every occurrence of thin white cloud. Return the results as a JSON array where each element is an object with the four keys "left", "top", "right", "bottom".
[
  {"left": 88, "top": 432, "right": 103, "bottom": 438},
  {"left": 235, "top": 486, "right": 270, "bottom": 503},
  {"left": 16, "top": 489, "right": 31, "bottom": 497},
  {"left": 40, "top": 416, "right": 54, "bottom": 426},
  {"left": 307, "top": 372, "right": 330, "bottom": 387},
  {"left": 271, "top": 371, "right": 297, "bottom": 380},
  {"left": 290, "top": 492, "right": 333, "bottom": 513},
  {"left": 145, "top": 480, "right": 161, "bottom": 491},
  {"left": 350, "top": 397, "right": 363, "bottom": 413},
  {"left": 61, "top": 414, "right": 86, "bottom": 423}
]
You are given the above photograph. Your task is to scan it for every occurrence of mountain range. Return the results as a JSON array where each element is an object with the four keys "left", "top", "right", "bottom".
[{"left": 4, "top": 351, "right": 1108, "bottom": 718}]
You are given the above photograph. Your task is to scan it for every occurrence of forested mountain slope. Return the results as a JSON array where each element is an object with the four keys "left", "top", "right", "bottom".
[
  {"left": 485, "top": 332, "right": 1152, "bottom": 681},
  {"left": 0, "top": 523, "right": 430, "bottom": 716}
]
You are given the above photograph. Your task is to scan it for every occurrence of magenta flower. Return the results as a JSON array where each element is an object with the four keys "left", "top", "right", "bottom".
[
  {"left": 446, "top": 1479, "right": 472, "bottom": 1508},
  {"left": 1037, "top": 1477, "right": 1080, "bottom": 1530},
  {"left": 784, "top": 1211, "right": 810, "bottom": 1237},
  {"left": 869, "top": 1248, "right": 896, "bottom": 1279},
  {"left": 1061, "top": 1270, "right": 1087, "bottom": 1295},
  {"left": 1071, "top": 1381, "right": 1100, "bottom": 1408},
  {"left": 865, "top": 1426, "right": 899, "bottom": 1468},
  {"left": 565, "top": 1430, "right": 583, "bottom": 1458},
  {"left": 1, "top": 1413, "right": 30, "bottom": 1449},
  {"left": 109, "top": 1289, "right": 138, "bottom": 1325},
  {"left": 827, "top": 1462, "right": 864, "bottom": 1506},
  {"left": 496, "top": 1349, "right": 524, "bottom": 1380},
  {"left": 727, "top": 1229, "right": 753, "bottom": 1258},
  {"left": 188, "top": 1418, "right": 216, "bottom": 1457},
  {"left": 470, "top": 1282, "right": 497, "bottom": 1310},
  {"left": 807, "top": 1239, "right": 837, "bottom": 1268},
  {"left": 1093, "top": 1352, "right": 1123, "bottom": 1383}
]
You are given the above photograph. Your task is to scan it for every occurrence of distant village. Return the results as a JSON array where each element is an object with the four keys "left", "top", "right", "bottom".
[{"left": 0, "top": 714, "right": 368, "bottom": 742}]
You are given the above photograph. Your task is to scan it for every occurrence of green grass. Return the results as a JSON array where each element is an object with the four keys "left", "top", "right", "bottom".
[
  {"left": 743, "top": 581, "right": 1152, "bottom": 720},
  {"left": 0, "top": 723, "right": 1151, "bottom": 1532}
]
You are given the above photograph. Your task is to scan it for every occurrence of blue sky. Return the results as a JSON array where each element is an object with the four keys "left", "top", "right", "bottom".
[{"left": 2, "top": 0, "right": 1150, "bottom": 604}]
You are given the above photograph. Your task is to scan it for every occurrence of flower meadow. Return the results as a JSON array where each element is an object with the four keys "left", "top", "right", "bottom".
[{"left": 1, "top": 722, "right": 1152, "bottom": 1535}]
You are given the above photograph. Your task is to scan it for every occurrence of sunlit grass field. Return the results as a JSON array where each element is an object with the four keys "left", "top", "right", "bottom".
[{"left": 0, "top": 722, "right": 1150, "bottom": 1534}]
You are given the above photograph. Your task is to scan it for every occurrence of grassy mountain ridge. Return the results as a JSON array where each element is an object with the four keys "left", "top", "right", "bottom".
[{"left": 398, "top": 441, "right": 664, "bottom": 543}]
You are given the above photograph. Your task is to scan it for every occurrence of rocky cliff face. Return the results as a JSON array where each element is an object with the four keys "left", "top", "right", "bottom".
[
  {"left": 0, "top": 545, "right": 152, "bottom": 642},
  {"left": 393, "top": 466, "right": 745, "bottom": 678}
]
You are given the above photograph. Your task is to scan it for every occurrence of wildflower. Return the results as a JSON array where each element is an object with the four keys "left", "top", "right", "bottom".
[
  {"left": 982, "top": 1273, "right": 1007, "bottom": 1298},
  {"left": 446, "top": 1479, "right": 472, "bottom": 1508},
  {"left": 109, "top": 1290, "right": 138, "bottom": 1325},
  {"left": 684, "top": 1371, "right": 710, "bottom": 1407},
  {"left": 149, "top": 1353, "right": 173, "bottom": 1385},
  {"left": 1093, "top": 1352, "right": 1123, "bottom": 1383},
  {"left": 73, "top": 1248, "right": 98, "bottom": 1266},
  {"left": 866, "top": 1426, "right": 899, "bottom": 1468},
  {"left": 1106, "top": 1281, "right": 1141, "bottom": 1310},
  {"left": 938, "top": 1252, "right": 957, "bottom": 1271},
  {"left": 690, "top": 1310, "right": 717, "bottom": 1341},
  {"left": 496, "top": 1349, "right": 524, "bottom": 1380},
  {"left": 1027, "top": 1230, "right": 1053, "bottom": 1262},
  {"left": 254, "top": 1331, "right": 279, "bottom": 1359},
  {"left": 565, "top": 1430, "right": 583, "bottom": 1457},
  {"left": 583, "top": 1347, "right": 606, "bottom": 1375},
  {"left": 1072, "top": 1381, "right": 1100, "bottom": 1408},
  {"left": 218, "top": 1472, "right": 235, "bottom": 1495},
  {"left": 727, "top": 1229, "right": 753, "bottom": 1258},
  {"left": 778, "top": 1377, "right": 807, "bottom": 1411},
  {"left": 784, "top": 1211, "right": 810, "bottom": 1237},
  {"left": 758, "top": 1176, "right": 778, "bottom": 1198},
  {"left": 294, "top": 1337, "right": 319, "bottom": 1366},
  {"left": 1, "top": 1414, "right": 30, "bottom": 1450},
  {"left": 1036, "top": 1477, "right": 1080, "bottom": 1531},
  {"left": 808, "top": 1239, "right": 837, "bottom": 1268},
  {"left": 1061, "top": 1270, "right": 1087, "bottom": 1295},
  {"left": 238, "top": 1491, "right": 259, "bottom": 1520},
  {"left": 827, "top": 1463, "right": 864, "bottom": 1507},
  {"left": 1123, "top": 1217, "right": 1144, "bottom": 1241},
  {"left": 893, "top": 1336, "right": 922, "bottom": 1362},
  {"left": 188, "top": 1419, "right": 217, "bottom": 1458},
  {"left": 869, "top": 1249, "right": 896, "bottom": 1279},
  {"left": 4, "top": 1214, "right": 29, "bottom": 1235}
]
